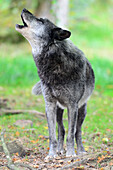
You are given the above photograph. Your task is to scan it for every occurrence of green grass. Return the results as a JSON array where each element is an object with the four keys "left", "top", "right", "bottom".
[
  {"left": 0, "top": 56, "right": 39, "bottom": 86},
  {"left": 90, "top": 57, "right": 113, "bottom": 96},
  {"left": 70, "top": 0, "right": 113, "bottom": 49},
  {"left": 70, "top": 23, "right": 113, "bottom": 49}
]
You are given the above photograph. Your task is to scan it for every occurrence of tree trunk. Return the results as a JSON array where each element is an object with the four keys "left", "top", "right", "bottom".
[
  {"left": 56, "top": 0, "right": 69, "bottom": 28},
  {"left": 35, "top": 0, "right": 55, "bottom": 22},
  {"left": 35, "top": 0, "right": 69, "bottom": 27}
]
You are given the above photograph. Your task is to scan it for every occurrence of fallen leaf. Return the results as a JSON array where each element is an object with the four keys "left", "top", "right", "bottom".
[
  {"left": 77, "top": 165, "right": 84, "bottom": 169},
  {"left": 85, "top": 146, "right": 89, "bottom": 151},
  {"left": 15, "top": 131, "right": 20, "bottom": 136},
  {"left": 54, "top": 164, "right": 62, "bottom": 168},
  {"left": 47, "top": 147, "right": 49, "bottom": 150},
  {"left": 31, "top": 138, "right": 39, "bottom": 143},
  {"left": 97, "top": 155, "right": 107, "bottom": 163},
  {"left": 33, "top": 165, "right": 39, "bottom": 168},
  {"left": 39, "top": 135, "right": 44, "bottom": 138},
  {"left": 68, "top": 160, "right": 71, "bottom": 164},
  {"left": 12, "top": 158, "right": 19, "bottom": 162},
  {"left": 35, "top": 139, "right": 39, "bottom": 142},
  {"left": 106, "top": 129, "right": 111, "bottom": 132},
  {"left": 75, "top": 159, "right": 80, "bottom": 162},
  {"left": 22, "top": 158, "right": 28, "bottom": 161},
  {"left": 15, "top": 152, "right": 19, "bottom": 156},
  {"left": 31, "top": 140, "right": 36, "bottom": 143}
]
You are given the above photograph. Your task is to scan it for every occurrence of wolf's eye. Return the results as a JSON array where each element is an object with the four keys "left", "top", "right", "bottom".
[
  {"left": 39, "top": 18, "right": 44, "bottom": 24},
  {"left": 36, "top": 18, "right": 44, "bottom": 24}
]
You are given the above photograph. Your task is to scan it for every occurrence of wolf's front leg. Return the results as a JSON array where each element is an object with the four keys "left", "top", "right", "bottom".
[
  {"left": 46, "top": 102, "right": 57, "bottom": 157},
  {"left": 66, "top": 103, "right": 78, "bottom": 157}
]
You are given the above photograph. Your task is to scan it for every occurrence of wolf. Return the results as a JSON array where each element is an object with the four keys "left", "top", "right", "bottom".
[{"left": 16, "top": 8, "right": 95, "bottom": 157}]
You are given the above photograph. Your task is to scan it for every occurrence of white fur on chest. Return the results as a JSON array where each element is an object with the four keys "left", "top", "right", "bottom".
[{"left": 57, "top": 101, "right": 66, "bottom": 109}]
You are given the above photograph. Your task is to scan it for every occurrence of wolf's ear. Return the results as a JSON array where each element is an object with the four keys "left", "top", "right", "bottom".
[{"left": 52, "top": 28, "right": 71, "bottom": 41}]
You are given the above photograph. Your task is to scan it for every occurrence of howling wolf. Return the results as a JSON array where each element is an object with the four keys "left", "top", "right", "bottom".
[{"left": 16, "top": 8, "right": 95, "bottom": 157}]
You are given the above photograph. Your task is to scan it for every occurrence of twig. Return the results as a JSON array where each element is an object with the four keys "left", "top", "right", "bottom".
[
  {"left": 1, "top": 129, "right": 19, "bottom": 170},
  {"left": 62, "top": 157, "right": 88, "bottom": 169},
  {"left": 0, "top": 109, "right": 45, "bottom": 118},
  {"left": 0, "top": 129, "right": 35, "bottom": 170},
  {"left": 65, "top": 159, "right": 87, "bottom": 169},
  {"left": 62, "top": 151, "right": 113, "bottom": 169},
  {"left": 15, "top": 163, "right": 35, "bottom": 170}
]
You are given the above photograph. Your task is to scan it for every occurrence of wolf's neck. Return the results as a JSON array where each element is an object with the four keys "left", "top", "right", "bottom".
[
  {"left": 32, "top": 43, "right": 44, "bottom": 57},
  {"left": 28, "top": 40, "right": 47, "bottom": 57},
  {"left": 32, "top": 40, "right": 55, "bottom": 59}
]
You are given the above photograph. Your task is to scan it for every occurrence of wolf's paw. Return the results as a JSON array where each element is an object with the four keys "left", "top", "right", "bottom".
[
  {"left": 77, "top": 151, "right": 87, "bottom": 155},
  {"left": 44, "top": 154, "right": 58, "bottom": 161},
  {"left": 66, "top": 153, "right": 76, "bottom": 157},
  {"left": 77, "top": 147, "right": 87, "bottom": 155},
  {"left": 66, "top": 151, "right": 76, "bottom": 157}
]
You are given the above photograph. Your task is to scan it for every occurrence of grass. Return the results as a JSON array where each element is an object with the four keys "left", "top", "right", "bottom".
[
  {"left": 70, "top": 0, "right": 113, "bottom": 49},
  {"left": 70, "top": 22, "right": 113, "bottom": 49},
  {"left": 90, "top": 57, "right": 113, "bottom": 95},
  {"left": 0, "top": 56, "right": 38, "bottom": 86}
]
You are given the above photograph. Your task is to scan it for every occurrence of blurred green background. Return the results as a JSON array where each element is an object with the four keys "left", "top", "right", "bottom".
[
  {"left": 0, "top": 0, "right": 113, "bottom": 145},
  {"left": 0, "top": 0, "right": 113, "bottom": 91}
]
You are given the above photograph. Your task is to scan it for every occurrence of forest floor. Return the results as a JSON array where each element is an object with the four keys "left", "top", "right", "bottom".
[{"left": 0, "top": 87, "right": 113, "bottom": 169}]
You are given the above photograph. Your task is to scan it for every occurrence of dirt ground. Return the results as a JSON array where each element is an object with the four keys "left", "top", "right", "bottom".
[{"left": 0, "top": 135, "right": 113, "bottom": 170}]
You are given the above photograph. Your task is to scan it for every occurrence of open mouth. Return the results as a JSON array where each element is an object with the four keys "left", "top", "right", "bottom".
[{"left": 16, "top": 14, "right": 28, "bottom": 29}]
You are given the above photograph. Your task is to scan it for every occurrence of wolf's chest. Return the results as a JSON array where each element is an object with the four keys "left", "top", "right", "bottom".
[{"left": 37, "top": 59, "right": 70, "bottom": 85}]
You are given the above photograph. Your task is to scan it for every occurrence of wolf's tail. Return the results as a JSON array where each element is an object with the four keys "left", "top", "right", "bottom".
[{"left": 32, "top": 81, "right": 42, "bottom": 95}]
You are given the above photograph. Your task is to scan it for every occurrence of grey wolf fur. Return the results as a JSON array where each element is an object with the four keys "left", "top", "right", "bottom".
[{"left": 16, "top": 8, "right": 95, "bottom": 157}]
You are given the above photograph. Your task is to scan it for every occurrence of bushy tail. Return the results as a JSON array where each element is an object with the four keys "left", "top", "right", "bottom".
[{"left": 32, "top": 81, "right": 42, "bottom": 95}]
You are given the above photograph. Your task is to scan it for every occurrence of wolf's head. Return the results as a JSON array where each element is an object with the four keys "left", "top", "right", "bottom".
[{"left": 16, "top": 8, "right": 71, "bottom": 53}]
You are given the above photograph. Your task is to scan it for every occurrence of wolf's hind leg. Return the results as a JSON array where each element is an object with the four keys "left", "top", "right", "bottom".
[
  {"left": 66, "top": 103, "right": 78, "bottom": 157},
  {"left": 56, "top": 106, "right": 65, "bottom": 155},
  {"left": 32, "top": 81, "right": 42, "bottom": 95},
  {"left": 75, "top": 103, "right": 87, "bottom": 155}
]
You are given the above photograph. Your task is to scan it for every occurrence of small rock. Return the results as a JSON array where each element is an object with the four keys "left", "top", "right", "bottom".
[{"left": 14, "top": 120, "right": 33, "bottom": 127}]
